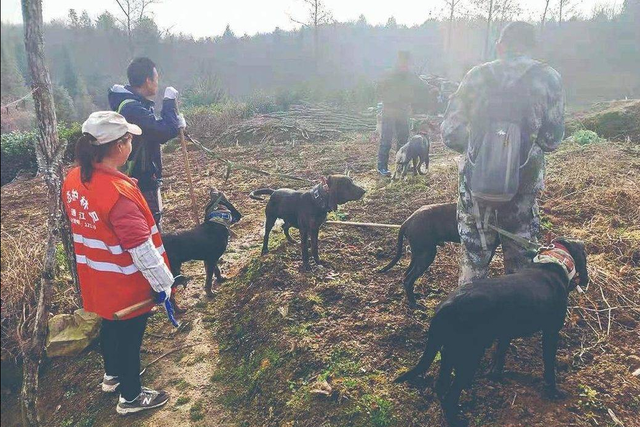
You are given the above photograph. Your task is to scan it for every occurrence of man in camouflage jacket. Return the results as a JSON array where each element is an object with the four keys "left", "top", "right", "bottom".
[{"left": 441, "top": 22, "right": 565, "bottom": 285}]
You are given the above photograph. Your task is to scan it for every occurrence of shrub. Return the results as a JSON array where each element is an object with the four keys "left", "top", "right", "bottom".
[
  {"left": 0, "top": 122, "right": 82, "bottom": 186},
  {"left": 182, "top": 102, "right": 250, "bottom": 140},
  {"left": 569, "top": 129, "right": 602, "bottom": 145},
  {"left": 183, "top": 75, "right": 227, "bottom": 108}
]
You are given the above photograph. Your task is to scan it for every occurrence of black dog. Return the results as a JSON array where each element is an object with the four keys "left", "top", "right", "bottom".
[
  {"left": 379, "top": 203, "right": 459, "bottom": 307},
  {"left": 163, "top": 188, "right": 242, "bottom": 302},
  {"left": 392, "top": 134, "right": 430, "bottom": 180},
  {"left": 395, "top": 238, "right": 589, "bottom": 427},
  {"left": 250, "top": 175, "right": 366, "bottom": 270}
]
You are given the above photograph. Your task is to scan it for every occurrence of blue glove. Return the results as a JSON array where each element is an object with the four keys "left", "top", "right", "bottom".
[{"left": 155, "top": 291, "right": 179, "bottom": 327}]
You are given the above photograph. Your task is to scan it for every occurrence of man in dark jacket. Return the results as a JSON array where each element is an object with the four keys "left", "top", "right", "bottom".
[{"left": 108, "top": 57, "right": 185, "bottom": 227}]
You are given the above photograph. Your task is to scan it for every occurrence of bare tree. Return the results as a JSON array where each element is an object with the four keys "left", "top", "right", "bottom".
[
  {"left": 495, "top": 0, "right": 522, "bottom": 29},
  {"left": 289, "top": 0, "right": 333, "bottom": 68},
  {"left": 20, "top": 0, "right": 67, "bottom": 425},
  {"left": 114, "top": 0, "right": 159, "bottom": 57},
  {"left": 444, "top": 0, "right": 465, "bottom": 50},
  {"left": 474, "top": 0, "right": 496, "bottom": 59},
  {"left": 558, "top": 0, "right": 582, "bottom": 26},
  {"left": 541, "top": 0, "right": 552, "bottom": 30}
]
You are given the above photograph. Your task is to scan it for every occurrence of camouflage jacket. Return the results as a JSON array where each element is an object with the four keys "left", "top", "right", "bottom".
[{"left": 441, "top": 55, "right": 565, "bottom": 194}]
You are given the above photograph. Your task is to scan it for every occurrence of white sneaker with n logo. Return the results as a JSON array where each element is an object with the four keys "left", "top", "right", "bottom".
[{"left": 116, "top": 387, "right": 170, "bottom": 415}]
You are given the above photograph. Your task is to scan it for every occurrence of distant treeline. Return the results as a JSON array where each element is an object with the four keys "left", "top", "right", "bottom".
[{"left": 1, "top": 1, "right": 639, "bottom": 127}]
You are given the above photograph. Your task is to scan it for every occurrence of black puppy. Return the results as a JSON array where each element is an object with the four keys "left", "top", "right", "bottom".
[
  {"left": 379, "top": 203, "right": 459, "bottom": 307},
  {"left": 250, "top": 175, "right": 366, "bottom": 270},
  {"left": 395, "top": 238, "right": 589, "bottom": 427},
  {"left": 392, "top": 134, "right": 430, "bottom": 180},
  {"left": 163, "top": 188, "right": 242, "bottom": 303}
]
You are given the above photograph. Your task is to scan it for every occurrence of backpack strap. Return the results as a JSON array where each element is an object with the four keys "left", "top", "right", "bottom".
[
  {"left": 116, "top": 99, "right": 145, "bottom": 177},
  {"left": 116, "top": 98, "right": 136, "bottom": 114}
]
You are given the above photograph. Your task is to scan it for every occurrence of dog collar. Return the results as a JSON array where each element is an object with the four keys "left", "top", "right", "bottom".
[
  {"left": 311, "top": 183, "right": 331, "bottom": 212},
  {"left": 533, "top": 243, "right": 580, "bottom": 290}
]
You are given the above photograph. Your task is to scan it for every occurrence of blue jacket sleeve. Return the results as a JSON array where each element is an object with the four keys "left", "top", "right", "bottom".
[{"left": 122, "top": 99, "right": 179, "bottom": 145}]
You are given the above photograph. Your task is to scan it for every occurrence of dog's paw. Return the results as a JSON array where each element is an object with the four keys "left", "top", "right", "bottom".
[
  {"left": 544, "top": 386, "right": 567, "bottom": 401},
  {"left": 444, "top": 407, "right": 468, "bottom": 427},
  {"left": 300, "top": 264, "right": 312, "bottom": 272}
]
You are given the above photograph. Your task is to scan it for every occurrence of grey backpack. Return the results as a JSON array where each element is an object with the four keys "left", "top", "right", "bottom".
[{"left": 467, "top": 63, "right": 543, "bottom": 206}]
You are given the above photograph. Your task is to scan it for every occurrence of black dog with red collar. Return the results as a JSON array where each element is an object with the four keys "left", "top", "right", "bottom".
[{"left": 396, "top": 238, "right": 589, "bottom": 427}]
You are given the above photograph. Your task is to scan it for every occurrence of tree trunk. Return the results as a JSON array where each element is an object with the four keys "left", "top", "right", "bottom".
[
  {"left": 541, "top": 0, "right": 551, "bottom": 30},
  {"left": 483, "top": 0, "right": 495, "bottom": 60},
  {"left": 20, "top": 0, "right": 66, "bottom": 425},
  {"left": 447, "top": 2, "right": 455, "bottom": 51},
  {"left": 559, "top": 0, "right": 564, "bottom": 26},
  {"left": 60, "top": 215, "right": 80, "bottom": 300},
  {"left": 313, "top": 0, "right": 319, "bottom": 72}
]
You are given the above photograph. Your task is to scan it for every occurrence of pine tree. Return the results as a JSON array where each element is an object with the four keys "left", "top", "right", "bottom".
[
  {"left": 60, "top": 47, "right": 80, "bottom": 98},
  {"left": 52, "top": 84, "right": 76, "bottom": 123},
  {"left": 222, "top": 24, "right": 235, "bottom": 39}
]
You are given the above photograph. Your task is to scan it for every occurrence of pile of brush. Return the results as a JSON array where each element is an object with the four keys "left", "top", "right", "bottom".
[{"left": 215, "top": 104, "right": 376, "bottom": 145}]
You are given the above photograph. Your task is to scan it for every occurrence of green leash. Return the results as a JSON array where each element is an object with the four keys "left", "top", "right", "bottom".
[{"left": 487, "top": 223, "right": 542, "bottom": 257}]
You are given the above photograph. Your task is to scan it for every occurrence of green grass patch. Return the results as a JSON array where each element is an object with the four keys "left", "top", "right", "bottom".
[
  {"left": 189, "top": 399, "right": 205, "bottom": 421},
  {"left": 175, "top": 396, "right": 191, "bottom": 406}
]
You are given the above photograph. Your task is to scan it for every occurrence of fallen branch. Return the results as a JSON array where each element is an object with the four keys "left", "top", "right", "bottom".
[
  {"left": 142, "top": 343, "right": 199, "bottom": 373},
  {"left": 185, "top": 132, "right": 312, "bottom": 184}
]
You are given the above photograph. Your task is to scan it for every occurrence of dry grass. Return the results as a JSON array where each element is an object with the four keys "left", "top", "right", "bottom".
[{"left": 1, "top": 228, "right": 44, "bottom": 360}]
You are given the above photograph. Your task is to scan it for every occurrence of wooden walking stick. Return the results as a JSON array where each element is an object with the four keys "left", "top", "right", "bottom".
[{"left": 177, "top": 105, "right": 199, "bottom": 225}]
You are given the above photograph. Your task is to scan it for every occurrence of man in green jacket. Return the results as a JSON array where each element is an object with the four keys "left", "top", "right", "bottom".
[{"left": 376, "top": 51, "right": 422, "bottom": 176}]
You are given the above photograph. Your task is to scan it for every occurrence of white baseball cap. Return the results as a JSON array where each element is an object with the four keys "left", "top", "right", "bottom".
[{"left": 82, "top": 111, "right": 142, "bottom": 145}]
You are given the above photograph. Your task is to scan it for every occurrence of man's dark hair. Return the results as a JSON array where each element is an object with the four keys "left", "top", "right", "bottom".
[
  {"left": 498, "top": 22, "right": 537, "bottom": 54},
  {"left": 127, "top": 57, "right": 156, "bottom": 87}
]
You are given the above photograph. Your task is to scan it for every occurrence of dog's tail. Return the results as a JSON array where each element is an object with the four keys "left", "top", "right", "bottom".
[
  {"left": 379, "top": 223, "right": 406, "bottom": 273},
  {"left": 249, "top": 188, "right": 275, "bottom": 201},
  {"left": 395, "top": 316, "right": 443, "bottom": 383}
]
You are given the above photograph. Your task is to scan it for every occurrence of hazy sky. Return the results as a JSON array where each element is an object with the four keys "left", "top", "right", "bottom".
[{"left": 1, "top": 0, "right": 615, "bottom": 38}]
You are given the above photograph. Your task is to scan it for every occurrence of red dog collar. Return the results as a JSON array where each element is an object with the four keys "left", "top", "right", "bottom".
[{"left": 533, "top": 243, "right": 577, "bottom": 285}]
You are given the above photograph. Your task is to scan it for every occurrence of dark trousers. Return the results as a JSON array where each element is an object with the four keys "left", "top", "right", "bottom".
[
  {"left": 378, "top": 114, "right": 410, "bottom": 170},
  {"left": 141, "top": 187, "right": 162, "bottom": 231},
  {"left": 100, "top": 314, "right": 148, "bottom": 401}
]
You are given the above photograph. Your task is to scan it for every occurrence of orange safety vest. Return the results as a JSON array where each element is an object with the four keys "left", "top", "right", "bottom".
[{"left": 62, "top": 165, "right": 169, "bottom": 320}]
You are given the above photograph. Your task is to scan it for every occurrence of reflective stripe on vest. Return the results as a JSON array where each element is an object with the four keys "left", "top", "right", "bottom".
[
  {"left": 72, "top": 225, "right": 160, "bottom": 255},
  {"left": 75, "top": 244, "right": 166, "bottom": 276}
]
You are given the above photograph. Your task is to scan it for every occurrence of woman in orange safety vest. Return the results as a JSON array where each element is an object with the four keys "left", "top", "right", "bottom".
[{"left": 62, "top": 111, "right": 174, "bottom": 415}]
